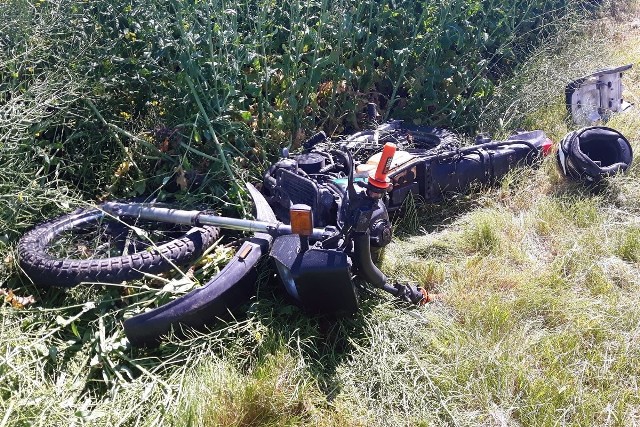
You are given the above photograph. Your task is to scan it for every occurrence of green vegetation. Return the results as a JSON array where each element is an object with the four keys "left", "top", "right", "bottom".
[
  {"left": 0, "top": 0, "right": 598, "bottom": 207},
  {"left": 2, "top": 0, "right": 640, "bottom": 425}
]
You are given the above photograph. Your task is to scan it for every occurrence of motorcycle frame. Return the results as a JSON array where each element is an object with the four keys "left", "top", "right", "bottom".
[{"left": 101, "top": 127, "right": 551, "bottom": 346}]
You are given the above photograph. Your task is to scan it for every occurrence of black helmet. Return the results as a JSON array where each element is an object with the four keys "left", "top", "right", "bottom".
[{"left": 558, "top": 126, "right": 632, "bottom": 182}]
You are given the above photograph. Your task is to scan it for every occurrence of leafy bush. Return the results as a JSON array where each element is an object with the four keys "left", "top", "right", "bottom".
[{"left": 1, "top": 0, "right": 595, "bottom": 208}]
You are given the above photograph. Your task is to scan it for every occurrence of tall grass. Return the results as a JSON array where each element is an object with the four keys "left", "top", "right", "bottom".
[{"left": 1, "top": 0, "right": 595, "bottom": 205}]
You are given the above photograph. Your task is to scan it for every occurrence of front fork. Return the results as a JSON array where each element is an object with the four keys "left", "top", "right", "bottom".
[
  {"left": 346, "top": 143, "right": 429, "bottom": 305},
  {"left": 352, "top": 232, "right": 428, "bottom": 304}
]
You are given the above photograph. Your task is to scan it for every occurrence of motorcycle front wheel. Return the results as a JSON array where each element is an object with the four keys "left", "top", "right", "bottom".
[{"left": 18, "top": 205, "right": 220, "bottom": 287}]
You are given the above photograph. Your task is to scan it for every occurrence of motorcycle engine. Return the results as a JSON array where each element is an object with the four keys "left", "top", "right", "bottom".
[
  {"left": 262, "top": 152, "right": 344, "bottom": 228},
  {"left": 262, "top": 151, "right": 392, "bottom": 248}
]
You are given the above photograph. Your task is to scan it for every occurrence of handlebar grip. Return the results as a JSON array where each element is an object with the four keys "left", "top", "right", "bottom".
[{"left": 368, "top": 142, "right": 397, "bottom": 189}]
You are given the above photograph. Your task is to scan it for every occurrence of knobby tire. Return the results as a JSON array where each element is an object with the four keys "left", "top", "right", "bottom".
[{"left": 18, "top": 206, "right": 220, "bottom": 287}]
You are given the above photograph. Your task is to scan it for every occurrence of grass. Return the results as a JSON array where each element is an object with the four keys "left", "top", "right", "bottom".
[
  {"left": 375, "top": 7, "right": 640, "bottom": 424},
  {"left": 2, "top": 0, "right": 640, "bottom": 426}
]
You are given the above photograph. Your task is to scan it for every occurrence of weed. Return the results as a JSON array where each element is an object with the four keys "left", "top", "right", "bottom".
[
  {"left": 460, "top": 210, "right": 506, "bottom": 255},
  {"left": 172, "top": 352, "right": 321, "bottom": 427},
  {"left": 616, "top": 226, "right": 640, "bottom": 263}
]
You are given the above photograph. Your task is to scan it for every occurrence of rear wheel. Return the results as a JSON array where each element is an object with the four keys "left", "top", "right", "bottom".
[
  {"left": 18, "top": 205, "right": 220, "bottom": 287},
  {"left": 396, "top": 125, "right": 460, "bottom": 151},
  {"left": 340, "top": 125, "right": 461, "bottom": 163}
]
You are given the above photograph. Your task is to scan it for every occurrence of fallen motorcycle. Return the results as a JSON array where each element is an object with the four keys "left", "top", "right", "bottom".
[{"left": 18, "top": 113, "right": 631, "bottom": 347}]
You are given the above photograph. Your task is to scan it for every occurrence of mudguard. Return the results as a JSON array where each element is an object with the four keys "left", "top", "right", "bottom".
[{"left": 124, "top": 183, "right": 276, "bottom": 347}]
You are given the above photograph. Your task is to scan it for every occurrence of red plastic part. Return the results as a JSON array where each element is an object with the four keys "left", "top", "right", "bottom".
[
  {"left": 542, "top": 138, "right": 554, "bottom": 156},
  {"left": 368, "top": 142, "right": 397, "bottom": 189}
]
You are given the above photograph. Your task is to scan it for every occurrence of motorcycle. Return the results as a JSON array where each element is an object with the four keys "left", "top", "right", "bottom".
[{"left": 18, "top": 109, "right": 577, "bottom": 347}]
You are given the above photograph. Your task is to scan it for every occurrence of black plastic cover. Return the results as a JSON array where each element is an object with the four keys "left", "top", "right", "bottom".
[
  {"left": 270, "top": 235, "right": 359, "bottom": 315},
  {"left": 295, "top": 248, "right": 358, "bottom": 315}
]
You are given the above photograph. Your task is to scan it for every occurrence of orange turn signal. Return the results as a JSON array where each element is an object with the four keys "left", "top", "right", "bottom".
[{"left": 290, "top": 204, "right": 313, "bottom": 236}]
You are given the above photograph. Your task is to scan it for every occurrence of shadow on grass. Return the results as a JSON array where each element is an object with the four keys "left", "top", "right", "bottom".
[{"left": 247, "top": 274, "right": 379, "bottom": 402}]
